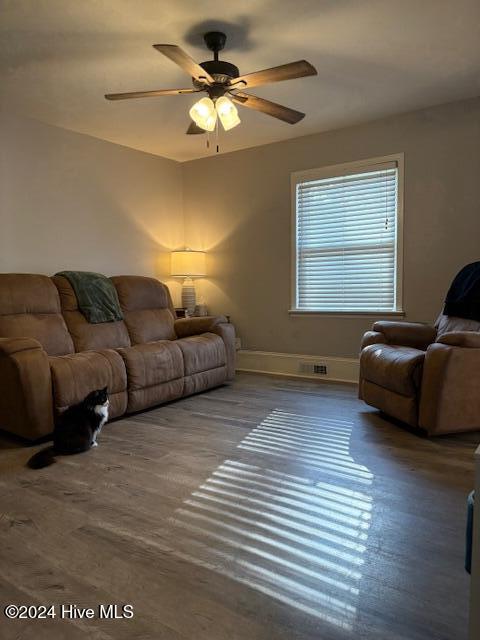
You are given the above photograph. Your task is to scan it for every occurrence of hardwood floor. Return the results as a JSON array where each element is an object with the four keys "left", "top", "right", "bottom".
[{"left": 0, "top": 372, "right": 478, "bottom": 640}]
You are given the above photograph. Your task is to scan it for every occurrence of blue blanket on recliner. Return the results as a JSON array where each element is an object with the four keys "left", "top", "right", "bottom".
[{"left": 444, "top": 262, "right": 480, "bottom": 322}]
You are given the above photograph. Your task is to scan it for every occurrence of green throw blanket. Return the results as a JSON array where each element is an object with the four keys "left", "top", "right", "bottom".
[{"left": 56, "top": 271, "right": 123, "bottom": 324}]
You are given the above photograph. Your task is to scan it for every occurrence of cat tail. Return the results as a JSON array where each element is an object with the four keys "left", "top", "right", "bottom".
[{"left": 27, "top": 446, "right": 56, "bottom": 469}]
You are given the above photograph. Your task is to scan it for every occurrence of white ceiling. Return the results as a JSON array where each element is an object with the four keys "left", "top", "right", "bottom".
[{"left": 1, "top": 0, "right": 479, "bottom": 162}]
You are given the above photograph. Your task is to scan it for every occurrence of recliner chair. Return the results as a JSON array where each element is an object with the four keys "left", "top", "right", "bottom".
[{"left": 359, "top": 263, "right": 480, "bottom": 435}]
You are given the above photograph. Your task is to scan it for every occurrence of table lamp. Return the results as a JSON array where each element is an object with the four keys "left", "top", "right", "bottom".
[{"left": 171, "top": 249, "right": 206, "bottom": 313}]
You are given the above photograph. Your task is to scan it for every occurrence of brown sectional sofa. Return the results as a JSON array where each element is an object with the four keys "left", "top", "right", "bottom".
[{"left": 0, "top": 273, "right": 235, "bottom": 440}]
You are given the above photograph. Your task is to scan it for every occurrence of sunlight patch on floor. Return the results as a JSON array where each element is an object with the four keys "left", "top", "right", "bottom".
[{"left": 168, "top": 409, "right": 373, "bottom": 631}]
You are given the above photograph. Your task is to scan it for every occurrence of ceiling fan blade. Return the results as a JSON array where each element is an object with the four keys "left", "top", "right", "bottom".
[
  {"left": 105, "top": 88, "right": 199, "bottom": 100},
  {"left": 230, "top": 92, "right": 305, "bottom": 124},
  {"left": 186, "top": 122, "right": 206, "bottom": 135},
  {"left": 153, "top": 44, "right": 214, "bottom": 84},
  {"left": 229, "top": 60, "right": 316, "bottom": 89}
]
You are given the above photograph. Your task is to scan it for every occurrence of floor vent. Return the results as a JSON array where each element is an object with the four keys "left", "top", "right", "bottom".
[
  {"left": 299, "top": 362, "right": 328, "bottom": 375},
  {"left": 314, "top": 364, "right": 328, "bottom": 375}
]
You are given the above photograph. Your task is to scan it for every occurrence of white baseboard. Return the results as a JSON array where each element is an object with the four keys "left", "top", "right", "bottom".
[{"left": 236, "top": 350, "right": 359, "bottom": 384}]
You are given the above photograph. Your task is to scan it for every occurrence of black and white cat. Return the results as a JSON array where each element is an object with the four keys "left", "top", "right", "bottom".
[{"left": 27, "top": 387, "right": 109, "bottom": 469}]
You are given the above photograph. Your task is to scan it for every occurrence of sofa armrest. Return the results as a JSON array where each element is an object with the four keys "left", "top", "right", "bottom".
[
  {"left": 211, "top": 323, "right": 236, "bottom": 381},
  {"left": 436, "top": 331, "right": 480, "bottom": 348},
  {"left": 0, "top": 336, "right": 42, "bottom": 356},
  {"left": 361, "top": 331, "right": 386, "bottom": 350},
  {"left": 372, "top": 321, "right": 437, "bottom": 350},
  {"left": 174, "top": 315, "right": 228, "bottom": 339},
  {"left": 0, "top": 337, "right": 54, "bottom": 440},
  {"left": 419, "top": 342, "right": 480, "bottom": 435}
]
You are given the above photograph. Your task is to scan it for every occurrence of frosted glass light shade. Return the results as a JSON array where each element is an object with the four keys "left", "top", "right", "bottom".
[
  {"left": 171, "top": 250, "right": 206, "bottom": 277},
  {"left": 216, "top": 96, "right": 241, "bottom": 131},
  {"left": 189, "top": 97, "right": 217, "bottom": 132}
]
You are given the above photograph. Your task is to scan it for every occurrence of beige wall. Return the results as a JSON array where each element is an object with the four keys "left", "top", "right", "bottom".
[
  {"left": 0, "top": 112, "right": 184, "bottom": 303},
  {"left": 183, "top": 97, "right": 480, "bottom": 358},
  {"left": 2, "top": 98, "right": 479, "bottom": 360}
]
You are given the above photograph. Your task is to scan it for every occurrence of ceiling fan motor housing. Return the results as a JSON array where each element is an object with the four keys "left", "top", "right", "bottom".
[
  {"left": 194, "top": 60, "right": 240, "bottom": 88},
  {"left": 192, "top": 31, "right": 239, "bottom": 92}
]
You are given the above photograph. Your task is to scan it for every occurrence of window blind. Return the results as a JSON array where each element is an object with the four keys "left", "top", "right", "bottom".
[{"left": 295, "top": 164, "right": 399, "bottom": 312}]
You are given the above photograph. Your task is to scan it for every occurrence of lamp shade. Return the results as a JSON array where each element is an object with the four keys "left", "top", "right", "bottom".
[{"left": 171, "top": 250, "right": 206, "bottom": 277}]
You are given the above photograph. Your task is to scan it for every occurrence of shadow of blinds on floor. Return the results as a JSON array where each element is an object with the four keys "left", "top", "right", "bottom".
[{"left": 169, "top": 409, "right": 373, "bottom": 631}]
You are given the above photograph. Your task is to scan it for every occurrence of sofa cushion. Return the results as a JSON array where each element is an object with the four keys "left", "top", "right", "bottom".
[
  {"left": 176, "top": 333, "right": 226, "bottom": 376},
  {"left": 53, "top": 275, "right": 131, "bottom": 352},
  {"left": 360, "top": 344, "right": 425, "bottom": 397},
  {"left": 112, "top": 276, "right": 176, "bottom": 344},
  {"left": 0, "top": 274, "right": 74, "bottom": 356},
  {"left": 435, "top": 313, "right": 480, "bottom": 338},
  {"left": 49, "top": 349, "right": 127, "bottom": 418},
  {"left": 118, "top": 341, "right": 184, "bottom": 390}
]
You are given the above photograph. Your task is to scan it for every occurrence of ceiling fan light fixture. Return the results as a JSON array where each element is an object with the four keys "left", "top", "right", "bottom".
[
  {"left": 216, "top": 96, "right": 241, "bottom": 131},
  {"left": 189, "top": 97, "right": 217, "bottom": 131},
  {"left": 106, "top": 33, "right": 317, "bottom": 138}
]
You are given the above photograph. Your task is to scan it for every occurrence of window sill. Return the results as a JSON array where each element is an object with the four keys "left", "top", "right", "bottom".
[{"left": 289, "top": 309, "right": 405, "bottom": 319}]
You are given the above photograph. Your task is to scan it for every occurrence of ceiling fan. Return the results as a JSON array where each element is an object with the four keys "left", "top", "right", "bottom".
[{"left": 105, "top": 31, "right": 317, "bottom": 135}]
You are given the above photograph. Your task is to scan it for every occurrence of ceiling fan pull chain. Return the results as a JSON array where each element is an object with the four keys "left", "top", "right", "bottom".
[{"left": 216, "top": 116, "right": 220, "bottom": 153}]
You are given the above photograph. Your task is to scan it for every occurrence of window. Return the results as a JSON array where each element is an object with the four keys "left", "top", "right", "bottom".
[{"left": 291, "top": 155, "right": 403, "bottom": 313}]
